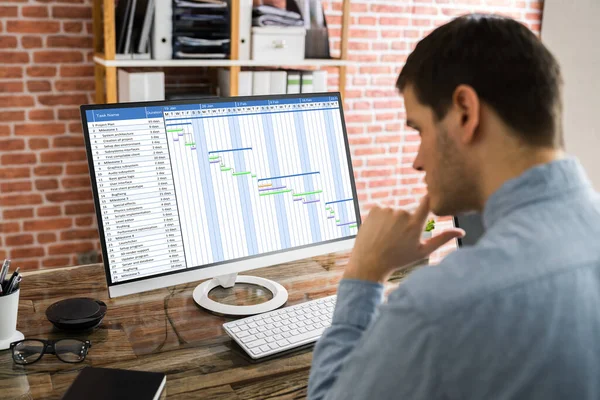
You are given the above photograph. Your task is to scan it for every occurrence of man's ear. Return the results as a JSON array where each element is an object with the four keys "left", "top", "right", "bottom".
[{"left": 452, "top": 84, "right": 480, "bottom": 145}]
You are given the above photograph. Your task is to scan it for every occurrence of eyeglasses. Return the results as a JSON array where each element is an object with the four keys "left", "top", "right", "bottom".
[{"left": 9, "top": 339, "right": 92, "bottom": 365}]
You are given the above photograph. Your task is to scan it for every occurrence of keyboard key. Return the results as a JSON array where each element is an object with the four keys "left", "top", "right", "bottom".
[
  {"left": 274, "top": 334, "right": 283, "bottom": 341},
  {"left": 260, "top": 345, "right": 271, "bottom": 353},
  {"left": 273, "top": 316, "right": 282, "bottom": 322},
  {"left": 274, "top": 321, "right": 283, "bottom": 328},
  {"left": 269, "top": 343, "right": 280, "bottom": 350},
  {"left": 283, "top": 332, "right": 292, "bottom": 338},
  {"left": 247, "top": 339, "right": 267, "bottom": 348},
  {"left": 249, "top": 328, "right": 258, "bottom": 335},
  {"left": 258, "top": 326, "right": 267, "bottom": 332},
  {"left": 256, "top": 333, "right": 266, "bottom": 339},
  {"left": 237, "top": 331, "right": 250, "bottom": 338},
  {"left": 277, "top": 339, "right": 290, "bottom": 347},
  {"left": 298, "top": 327, "right": 307, "bottom": 333},
  {"left": 266, "top": 336, "right": 276, "bottom": 343},
  {"left": 248, "top": 322, "right": 257, "bottom": 329},
  {"left": 290, "top": 329, "right": 300, "bottom": 336},
  {"left": 273, "top": 328, "right": 282, "bottom": 334},
  {"left": 288, "top": 327, "right": 326, "bottom": 344},
  {"left": 241, "top": 334, "right": 257, "bottom": 343},
  {"left": 230, "top": 326, "right": 241, "bottom": 333}
]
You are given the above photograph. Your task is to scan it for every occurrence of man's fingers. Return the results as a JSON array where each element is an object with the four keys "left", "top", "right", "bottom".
[
  {"left": 412, "top": 194, "right": 431, "bottom": 226},
  {"left": 419, "top": 229, "right": 465, "bottom": 256}
]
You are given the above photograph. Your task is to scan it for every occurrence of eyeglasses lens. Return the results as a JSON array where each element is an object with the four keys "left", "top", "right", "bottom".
[
  {"left": 13, "top": 340, "right": 44, "bottom": 365},
  {"left": 55, "top": 339, "right": 88, "bottom": 363}
]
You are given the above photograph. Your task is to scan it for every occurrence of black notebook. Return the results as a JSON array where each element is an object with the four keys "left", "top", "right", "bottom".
[{"left": 62, "top": 366, "right": 166, "bottom": 400}]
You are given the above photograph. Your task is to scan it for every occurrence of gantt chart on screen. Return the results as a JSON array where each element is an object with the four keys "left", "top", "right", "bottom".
[{"left": 85, "top": 96, "right": 358, "bottom": 283}]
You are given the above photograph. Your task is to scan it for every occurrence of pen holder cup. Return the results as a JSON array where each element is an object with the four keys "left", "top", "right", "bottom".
[{"left": 0, "top": 289, "right": 20, "bottom": 343}]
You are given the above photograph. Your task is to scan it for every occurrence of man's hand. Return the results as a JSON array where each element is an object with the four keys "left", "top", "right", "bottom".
[{"left": 343, "top": 195, "right": 465, "bottom": 284}]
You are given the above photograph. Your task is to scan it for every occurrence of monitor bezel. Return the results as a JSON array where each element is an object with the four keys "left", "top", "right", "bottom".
[
  {"left": 453, "top": 216, "right": 463, "bottom": 247},
  {"left": 80, "top": 92, "right": 361, "bottom": 297}
]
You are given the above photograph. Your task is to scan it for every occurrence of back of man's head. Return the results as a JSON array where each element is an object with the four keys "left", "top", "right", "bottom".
[{"left": 397, "top": 13, "right": 563, "bottom": 149}]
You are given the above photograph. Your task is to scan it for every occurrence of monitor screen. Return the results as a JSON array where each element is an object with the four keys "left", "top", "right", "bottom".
[{"left": 81, "top": 93, "right": 360, "bottom": 291}]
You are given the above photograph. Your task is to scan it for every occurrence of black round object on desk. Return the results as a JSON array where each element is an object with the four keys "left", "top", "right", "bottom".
[{"left": 46, "top": 298, "right": 107, "bottom": 331}]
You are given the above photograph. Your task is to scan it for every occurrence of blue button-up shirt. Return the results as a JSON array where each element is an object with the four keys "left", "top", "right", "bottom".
[{"left": 308, "top": 158, "right": 600, "bottom": 399}]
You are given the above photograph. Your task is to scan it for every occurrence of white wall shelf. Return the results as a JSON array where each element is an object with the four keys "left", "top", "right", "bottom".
[{"left": 93, "top": 56, "right": 353, "bottom": 68}]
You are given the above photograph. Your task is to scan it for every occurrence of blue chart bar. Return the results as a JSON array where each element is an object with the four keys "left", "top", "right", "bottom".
[
  {"left": 165, "top": 122, "right": 192, "bottom": 127},
  {"left": 208, "top": 147, "right": 252, "bottom": 154},
  {"left": 325, "top": 198, "right": 353, "bottom": 206},
  {"left": 337, "top": 221, "right": 356, "bottom": 227},
  {"left": 258, "top": 171, "right": 320, "bottom": 182}
]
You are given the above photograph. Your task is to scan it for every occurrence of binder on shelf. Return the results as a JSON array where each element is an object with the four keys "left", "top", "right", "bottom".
[
  {"left": 296, "top": 0, "right": 311, "bottom": 29},
  {"left": 313, "top": 70, "right": 327, "bottom": 92},
  {"left": 115, "top": 0, "right": 134, "bottom": 55},
  {"left": 218, "top": 69, "right": 253, "bottom": 96},
  {"left": 239, "top": 70, "right": 253, "bottom": 96},
  {"left": 218, "top": 68, "right": 229, "bottom": 96},
  {"left": 300, "top": 71, "right": 313, "bottom": 93},
  {"left": 152, "top": 0, "right": 173, "bottom": 59},
  {"left": 136, "top": 0, "right": 155, "bottom": 55},
  {"left": 118, "top": 70, "right": 165, "bottom": 102},
  {"left": 287, "top": 71, "right": 301, "bottom": 94},
  {"left": 239, "top": 0, "right": 252, "bottom": 60},
  {"left": 270, "top": 71, "right": 287, "bottom": 95},
  {"left": 123, "top": 0, "right": 138, "bottom": 55},
  {"left": 252, "top": 71, "right": 271, "bottom": 95}
]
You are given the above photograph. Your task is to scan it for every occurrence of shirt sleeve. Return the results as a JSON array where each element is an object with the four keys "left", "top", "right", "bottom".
[{"left": 307, "top": 279, "right": 441, "bottom": 400}]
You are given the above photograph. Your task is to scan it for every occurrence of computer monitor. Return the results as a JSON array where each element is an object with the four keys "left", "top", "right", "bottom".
[
  {"left": 454, "top": 213, "right": 484, "bottom": 247},
  {"left": 81, "top": 93, "right": 360, "bottom": 315}
]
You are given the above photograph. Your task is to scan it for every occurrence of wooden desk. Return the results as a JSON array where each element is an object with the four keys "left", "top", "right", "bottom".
[{"left": 0, "top": 252, "right": 408, "bottom": 400}]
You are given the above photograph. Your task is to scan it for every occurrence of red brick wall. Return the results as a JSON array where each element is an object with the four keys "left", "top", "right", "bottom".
[
  {"left": 1, "top": 0, "right": 96, "bottom": 270},
  {"left": 0, "top": 0, "right": 544, "bottom": 271}
]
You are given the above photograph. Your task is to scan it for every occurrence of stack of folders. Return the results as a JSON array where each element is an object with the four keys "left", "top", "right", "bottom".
[
  {"left": 252, "top": 4, "right": 304, "bottom": 27},
  {"left": 218, "top": 69, "right": 328, "bottom": 96},
  {"left": 115, "top": 0, "right": 155, "bottom": 59},
  {"left": 172, "top": 0, "right": 230, "bottom": 59}
]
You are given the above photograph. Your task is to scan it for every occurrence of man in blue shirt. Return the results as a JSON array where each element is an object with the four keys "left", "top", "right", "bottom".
[{"left": 308, "top": 14, "right": 600, "bottom": 400}]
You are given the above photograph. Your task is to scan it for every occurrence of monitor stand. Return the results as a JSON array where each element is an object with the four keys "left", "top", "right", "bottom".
[{"left": 192, "top": 273, "right": 288, "bottom": 316}]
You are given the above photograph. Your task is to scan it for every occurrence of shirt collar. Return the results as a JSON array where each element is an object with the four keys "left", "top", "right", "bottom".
[{"left": 483, "top": 157, "right": 593, "bottom": 229}]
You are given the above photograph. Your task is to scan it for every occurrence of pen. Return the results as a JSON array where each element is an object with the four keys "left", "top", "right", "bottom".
[
  {"left": 4, "top": 267, "right": 19, "bottom": 294},
  {"left": 0, "top": 259, "right": 9, "bottom": 287},
  {"left": 6, "top": 275, "right": 21, "bottom": 295},
  {"left": 12, "top": 277, "right": 20, "bottom": 293}
]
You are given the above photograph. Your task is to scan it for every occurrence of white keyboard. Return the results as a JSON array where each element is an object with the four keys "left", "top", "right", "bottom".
[{"left": 223, "top": 295, "right": 336, "bottom": 359}]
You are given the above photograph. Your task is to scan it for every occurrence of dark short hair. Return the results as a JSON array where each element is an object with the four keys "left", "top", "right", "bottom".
[{"left": 397, "top": 14, "right": 563, "bottom": 148}]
